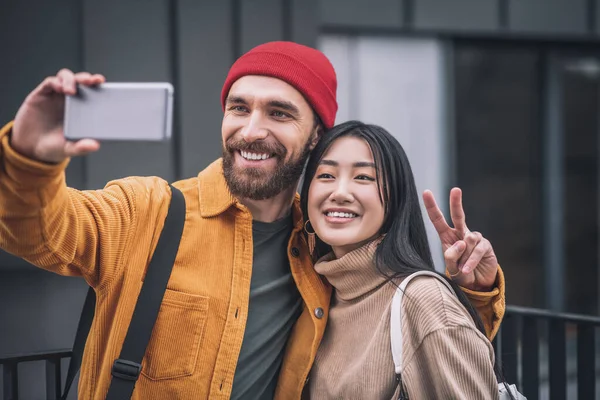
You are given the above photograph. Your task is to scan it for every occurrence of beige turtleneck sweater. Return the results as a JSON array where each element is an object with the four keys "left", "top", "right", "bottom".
[{"left": 308, "top": 241, "right": 499, "bottom": 400}]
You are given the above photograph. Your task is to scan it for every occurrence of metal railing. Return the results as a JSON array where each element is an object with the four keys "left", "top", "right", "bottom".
[
  {"left": 496, "top": 305, "right": 600, "bottom": 400},
  {"left": 0, "top": 349, "right": 72, "bottom": 400},
  {"left": 1, "top": 306, "right": 599, "bottom": 399}
]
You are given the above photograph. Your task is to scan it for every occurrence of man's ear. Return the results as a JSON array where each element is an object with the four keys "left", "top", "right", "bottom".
[{"left": 310, "top": 125, "right": 323, "bottom": 150}]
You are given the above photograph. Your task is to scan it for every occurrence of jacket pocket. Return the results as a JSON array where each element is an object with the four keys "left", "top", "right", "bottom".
[{"left": 141, "top": 289, "right": 209, "bottom": 380}]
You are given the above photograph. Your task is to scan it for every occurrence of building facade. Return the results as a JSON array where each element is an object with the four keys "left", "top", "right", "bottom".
[{"left": 1, "top": 0, "right": 598, "bottom": 397}]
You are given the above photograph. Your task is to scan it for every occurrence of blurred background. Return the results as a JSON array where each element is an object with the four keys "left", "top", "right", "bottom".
[{"left": 0, "top": 0, "right": 599, "bottom": 399}]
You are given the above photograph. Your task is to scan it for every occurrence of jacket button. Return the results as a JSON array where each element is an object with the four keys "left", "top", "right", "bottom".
[
  {"left": 314, "top": 307, "right": 324, "bottom": 319},
  {"left": 291, "top": 247, "right": 300, "bottom": 257}
]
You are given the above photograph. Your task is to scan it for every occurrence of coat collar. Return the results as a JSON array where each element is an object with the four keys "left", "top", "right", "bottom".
[
  {"left": 197, "top": 159, "right": 236, "bottom": 217},
  {"left": 197, "top": 158, "right": 303, "bottom": 231}
]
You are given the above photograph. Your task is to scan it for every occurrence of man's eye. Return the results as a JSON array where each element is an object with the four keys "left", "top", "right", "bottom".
[
  {"left": 272, "top": 111, "right": 290, "bottom": 118},
  {"left": 230, "top": 105, "right": 248, "bottom": 113}
]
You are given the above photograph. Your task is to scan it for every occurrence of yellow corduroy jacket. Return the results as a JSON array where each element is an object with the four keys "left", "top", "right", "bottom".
[{"left": 0, "top": 121, "right": 505, "bottom": 399}]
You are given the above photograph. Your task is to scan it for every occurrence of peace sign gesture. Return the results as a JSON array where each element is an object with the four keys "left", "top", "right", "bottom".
[{"left": 423, "top": 188, "right": 498, "bottom": 291}]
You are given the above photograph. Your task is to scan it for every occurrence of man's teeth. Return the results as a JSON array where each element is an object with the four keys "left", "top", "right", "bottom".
[
  {"left": 326, "top": 212, "right": 357, "bottom": 218},
  {"left": 240, "top": 151, "right": 271, "bottom": 160}
]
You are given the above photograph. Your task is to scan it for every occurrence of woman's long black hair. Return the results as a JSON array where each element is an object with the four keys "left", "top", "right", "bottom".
[{"left": 300, "top": 120, "right": 510, "bottom": 397}]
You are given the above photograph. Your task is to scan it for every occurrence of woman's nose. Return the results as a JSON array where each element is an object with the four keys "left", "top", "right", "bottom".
[{"left": 329, "top": 180, "right": 354, "bottom": 203}]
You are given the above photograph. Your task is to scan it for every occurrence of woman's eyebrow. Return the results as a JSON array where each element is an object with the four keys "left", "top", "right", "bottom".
[
  {"left": 318, "top": 160, "right": 375, "bottom": 168},
  {"left": 353, "top": 161, "right": 376, "bottom": 168},
  {"left": 319, "top": 159, "right": 337, "bottom": 166}
]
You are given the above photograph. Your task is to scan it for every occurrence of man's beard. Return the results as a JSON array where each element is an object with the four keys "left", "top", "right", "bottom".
[{"left": 222, "top": 136, "right": 312, "bottom": 201}]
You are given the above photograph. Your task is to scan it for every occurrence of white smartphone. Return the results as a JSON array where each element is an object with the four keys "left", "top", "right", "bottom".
[{"left": 64, "top": 82, "right": 174, "bottom": 141}]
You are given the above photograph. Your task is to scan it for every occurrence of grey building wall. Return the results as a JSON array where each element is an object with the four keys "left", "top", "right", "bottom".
[
  {"left": 319, "top": 35, "right": 448, "bottom": 272},
  {"left": 320, "top": 0, "right": 600, "bottom": 37},
  {"left": 0, "top": 0, "right": 597, "bottom": 397}
]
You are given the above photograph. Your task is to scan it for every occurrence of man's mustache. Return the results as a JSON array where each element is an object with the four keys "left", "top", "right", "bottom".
[{"left": 225, "top": 138, "right": 286, "bottom": 158}]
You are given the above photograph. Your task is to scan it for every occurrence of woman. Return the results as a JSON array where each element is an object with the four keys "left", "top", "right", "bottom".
[{"left": 301, "top": 121, "right": 503, "bottom": 399}]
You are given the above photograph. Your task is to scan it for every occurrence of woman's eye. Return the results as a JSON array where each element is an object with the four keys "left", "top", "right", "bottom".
[
  {"left": 316, "top": 173, "right": 334, "bottom": 179},
  {"left": 356, "top": 175, "right": 375, "bottom": 181}
]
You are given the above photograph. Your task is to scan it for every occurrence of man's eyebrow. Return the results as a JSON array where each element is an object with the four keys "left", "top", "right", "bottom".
[
  {"left": 225, "top": 97, "right": 300, "bottom": 116},
  {"left": 268, "top": 100, "right": 300, "bottom": 115},
  {"left": 225, "top": 95, "right": 248, "bottom": 105}
]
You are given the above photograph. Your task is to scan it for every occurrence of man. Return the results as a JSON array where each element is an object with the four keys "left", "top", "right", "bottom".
[{"left": 0, "top": 41, "right": 505, "bottom": 399}]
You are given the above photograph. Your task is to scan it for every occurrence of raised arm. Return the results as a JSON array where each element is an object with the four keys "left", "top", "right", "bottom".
[
  {"left": 0, "top": 71, "right": 144, "bottom": 288},
  {"left": 423, "top": 188, "right": 505, "bottom": 339}
]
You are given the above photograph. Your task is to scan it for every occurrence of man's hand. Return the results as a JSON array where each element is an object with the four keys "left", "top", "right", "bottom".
[
  {"left": 11, "top": 69, "right": 105, "bottom": 163},
  {"left": 423, "top": 187, "right": 498, "bottom": 292}
]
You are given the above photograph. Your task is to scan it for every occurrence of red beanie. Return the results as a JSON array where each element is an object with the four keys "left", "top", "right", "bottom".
[{"left": 221, "top": 41, "right": 338, "bottom": 129}]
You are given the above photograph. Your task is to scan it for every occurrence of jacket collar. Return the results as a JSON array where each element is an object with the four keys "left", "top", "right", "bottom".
[
  {"left": 197, "top": 158, "right": 304, "bottom": 229},
  {"left": 198, "top": 159, "right": 237, "bottom": 217}
]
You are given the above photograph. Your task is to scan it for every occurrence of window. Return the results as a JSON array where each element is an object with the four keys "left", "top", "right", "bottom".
[
  {"left": 454, "top": 43, "right": 600, "bottom": 315},
  {"left": 453, "top": 44, "right": 544, "bottom": 309}
]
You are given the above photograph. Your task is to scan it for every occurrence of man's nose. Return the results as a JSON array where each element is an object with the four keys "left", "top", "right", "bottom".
[{"left": 240, "top": 111, "right": 268, "bottom": 142}]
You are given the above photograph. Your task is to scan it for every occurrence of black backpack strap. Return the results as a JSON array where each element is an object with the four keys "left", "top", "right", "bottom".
[
  {"left": 106, "top": 185, "right": 186, "bottom": 398},
  {"left": 62, "top": 184, "right": 186, "bottom": 400},
  {"left": 62, "top": 286, "right": 96, "bottom": 399}
]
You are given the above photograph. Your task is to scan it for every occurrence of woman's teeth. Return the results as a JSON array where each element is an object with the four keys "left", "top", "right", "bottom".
[
  {"left": 240, "top": 151, "right": 271, "bottom": 160},
  {"left": 326, "top": 212, "right": 357, "bottom": 218}
]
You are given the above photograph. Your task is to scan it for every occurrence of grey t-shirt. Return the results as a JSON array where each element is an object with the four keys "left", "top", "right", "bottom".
[{"left": 230, "top": 215, "right": 303, "bottom": 400}]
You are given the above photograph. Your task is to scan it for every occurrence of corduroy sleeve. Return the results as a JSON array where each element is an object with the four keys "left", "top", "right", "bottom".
[
  {"left": 453, "top": 267, "right": 506, "bottom": 340},
  {"left": 0, "top": 121, "right": 149, "bottom": 288}
]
